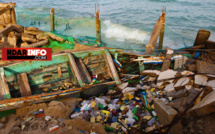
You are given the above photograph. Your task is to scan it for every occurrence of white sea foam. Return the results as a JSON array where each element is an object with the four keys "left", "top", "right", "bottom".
[{"left": 103, "top": 20, "right": 150, "bottom": 43}]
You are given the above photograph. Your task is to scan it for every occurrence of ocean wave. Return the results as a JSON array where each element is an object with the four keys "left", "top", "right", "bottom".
[{"left": 103, "top": 20, "right": 150, "bottom": 43}]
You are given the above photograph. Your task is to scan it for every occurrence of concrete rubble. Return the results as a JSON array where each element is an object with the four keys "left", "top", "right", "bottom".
[{"left": 0, "top": 66, "right": 215, "bottom": 134}]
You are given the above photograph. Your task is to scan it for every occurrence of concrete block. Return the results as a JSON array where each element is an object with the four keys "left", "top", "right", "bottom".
[
  {"left": 191, "top": 90, "right": 215, "bottom": 117},
  {"left": 154, "top": 98, "right": 182, "bottom": 134}
]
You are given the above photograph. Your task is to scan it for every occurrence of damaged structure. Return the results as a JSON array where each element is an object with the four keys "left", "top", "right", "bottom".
[{"left": 0, "top": 2, "right": 215, "bottom": 134}]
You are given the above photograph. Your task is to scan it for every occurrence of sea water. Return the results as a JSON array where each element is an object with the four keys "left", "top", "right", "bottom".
[{"left": 6, "top": 0, "right": 215, "bottom": 50}]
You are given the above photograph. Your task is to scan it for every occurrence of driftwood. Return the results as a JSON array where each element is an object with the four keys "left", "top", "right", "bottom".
[
  {"left": 21, "top": 33, "right": 37, "bottom": 43},
  {"left": 0, "top": 2, "right": 16, "bottom": 24},
  {"left": 0, "top": 24, "right": 23, "bottom": 37},
  {"left": 22, "top": 39, "right": 48, "bottom": 48}
]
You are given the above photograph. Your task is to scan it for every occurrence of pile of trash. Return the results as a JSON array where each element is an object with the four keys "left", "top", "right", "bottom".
[{"left": 0, "top": 68, "right": 215, "bottom": 134}]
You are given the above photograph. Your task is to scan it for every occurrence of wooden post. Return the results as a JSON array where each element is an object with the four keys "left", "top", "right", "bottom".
[
  {"left": 50, "top": 8, "right": 55, "bottom": 32},
  {"left": 96, "top": 4, "right": 101, "bottom": 44},
  {"left": 145, "top": 8, "right": 166, "bottom": 54},
  {"left": 158, "top": 7, "right": 166, "bottom": 50}
]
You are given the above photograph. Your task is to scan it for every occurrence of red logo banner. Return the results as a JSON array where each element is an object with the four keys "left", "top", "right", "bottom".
[{"left": 2, "top": 48, "right": 52, "bottom": 61}]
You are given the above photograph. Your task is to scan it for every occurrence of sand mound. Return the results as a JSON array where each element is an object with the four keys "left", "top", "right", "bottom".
[
  {"left": 16, "top": 103, "right": 47, "bottom": 117},
  {"left": 64, "top": 118, "right": 106, "bottom": 134},
  {"left": 61, "top": 97, "right": 82, "bottom": 112},
  {"left": 44, "top": 101, "right": 71, "bottom": 119}
]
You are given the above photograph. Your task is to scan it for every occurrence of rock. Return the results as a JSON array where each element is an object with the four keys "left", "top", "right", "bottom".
[
  {"left": 16, "top": 103, "right": 47, "bottom": 117},
  {"left": 117, "top": 82, "right": 129, "bottom": 90},
  {"left": 154, "top": 98, "right": 183, "bottom": 134},
  {"left": 187, "top": 64, "right": 197, "bottom": 72},
  {"left": 187, "top": 88, "right": 200, "bottom": 104},
  {"left": 164, "top": 83, "right": 175, "bottom": 92},
  {"left": 0, "top": 123, "right": 5, "bottom": 130},
  {"left": 64, "top": 118, "right": 106, "bottom": 134},
  {"left": 9, "top": 126, "right": 21, "bottom": 134},
  {"left": 0, "top": 117, "right": 7, "bottom": 124},
  {"left": 194, "top": 74, "right": 208, "bottom": 86},
  {"left": 174, "top": 77, "right": 191, "bottom": 90},
  {"left": 197, "top": 60, "right": 215, "bottom": 74},
  {"left": 157, "top": 69, "right": 177, "bottom": 81},
  {"left": 207, "top": 80, "right": 215, "bottom": 89},
  {"left": 191, "top": 90, "right": 215, "bottom": 117},
  {"left": 80, "top": 84, "right": 108, "bottom": 99},
  {"left": 167, "top": 89, "right": 188, "bottom": 98},
  {"left": 61, "top": 97, "right": 82, "bottom": 112},
  {"left": 44, "top": 101, "right": 71, "bottom": 119}
]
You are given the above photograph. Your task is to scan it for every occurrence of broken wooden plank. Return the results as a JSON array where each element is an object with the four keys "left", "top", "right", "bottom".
[
  {"left": 0, "top": 5, "right": 10, "bottom": 15},
  {"left": 68, "top": 53, "right": 85, "bottom": 87},
  {"left": 17, "top": 73, "right": 32, "bottom": 97},
  {"left": 193, "top": 30, "right": 210, "bottom": 46},
  {"left": 161, "top": 48, "right": 174, "bottom": 71},
  {"left": 104, "top": 49, "right": 121, "bottom": 84},
  {"left": 194, "top": 74, "right": 208, "bottom": 86},
  {"left": 0, "top": 24, "right": 23, "bottom": 37},
  {"left": 76, "top": 58, "right": 92, "bottom": 84},
  {"left": 0, "top": 67, "right": 11, "bottom": 100},
  {"left": 144, "top": 13, "right": 165, "bottom": 54},
  {"left": 21, "top": 39, "right": 48, "bottom": 48},
  {"left": 191, "top": 90, "right": 215, "bottom": 117},
  {"left": 21, "top": 33, "right": 37, "bottom": 43}
]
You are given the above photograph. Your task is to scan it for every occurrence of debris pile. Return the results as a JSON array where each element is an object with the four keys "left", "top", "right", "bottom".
[
  {"left": 0, "top": 24, "right": 66, "bottom": 48},
  {"left": 1, "top": 67, "right": 215, "bottom": 133}
]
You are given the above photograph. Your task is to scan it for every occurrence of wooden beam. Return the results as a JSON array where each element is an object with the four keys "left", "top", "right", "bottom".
[
  {"left": 193, "top": 30, "right": 210, "bottom": 46},
  {"left": 145, "top": 12, "right": 165, "bottom": 54},
  {"left": 0, "top": 67, "right": 11, "bottom": 100},
  {"left": 104, "top": 49, "right": 121, "bottom": 84},
  {"left": 158, "top": 7, "right": 166, "bottom": 50},
  {"left": 0, "top": 5, "right": 10, "bottom": 15},
  {"left": 0, "top": 24, "right": 23, "bottom": 37},
  {"left": 68, "top": 53, "right": 85, "bottom": 87},
  {"left": 21, "top": 39, "right": 48, "bottom": 48},
  {"left": 17, "top": 73, "right": 32, "bottom": 97}
]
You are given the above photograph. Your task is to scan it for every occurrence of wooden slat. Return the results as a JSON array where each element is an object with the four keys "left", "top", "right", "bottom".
[
  {"left": 18, "top": 73, "right": 32, "bottom": 97},
  {"left": 68, "top": 53, "right": 85, "bottom": 87},
  {"left": 76, "top": 58, "right": 92, "bottom": 84},
  {"left": 58, "top": 66, "right": 62, "bottom": 77},
  {"left": 104, "top": 49, "right": 121, "bottom": 84},
  {"left": 0, "top": 67, "right": 11, "bottom": 100}
]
